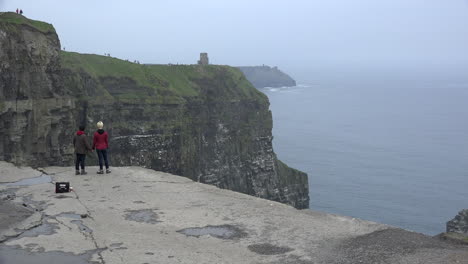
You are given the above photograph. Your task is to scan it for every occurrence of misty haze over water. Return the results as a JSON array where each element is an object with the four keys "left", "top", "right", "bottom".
[{"left": 264, "top": 66, "right": 468, "bottom": 235}]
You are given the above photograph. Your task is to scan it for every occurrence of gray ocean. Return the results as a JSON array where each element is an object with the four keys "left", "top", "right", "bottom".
[{"left": 263, "top": 67, "right": 468, "bottom": 235}]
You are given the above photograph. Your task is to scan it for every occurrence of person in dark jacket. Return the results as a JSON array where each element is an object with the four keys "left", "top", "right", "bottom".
[
  {"left": 93, "top": 121, "right": 111, "bottom": 174},
  {"left": 73, "top": 125, "right": 92, "bottom": 175}
]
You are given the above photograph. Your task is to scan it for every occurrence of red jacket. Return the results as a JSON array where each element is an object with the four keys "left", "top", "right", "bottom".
[{"left": 93, "top": 129, "right": 109, "bottom": 150}]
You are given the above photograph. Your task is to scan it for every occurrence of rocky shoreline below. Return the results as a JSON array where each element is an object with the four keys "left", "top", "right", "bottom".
[{"left": 1, "top": 161, "right": 467, "bottom": 264}]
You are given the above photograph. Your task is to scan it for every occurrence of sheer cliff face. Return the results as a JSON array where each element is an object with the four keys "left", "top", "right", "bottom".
[
  {"left": 0, "top": 14, "right": 76, "bottom": 166},
  {"left": 0, "top": 13, "right": 309, "bottom": 208}
]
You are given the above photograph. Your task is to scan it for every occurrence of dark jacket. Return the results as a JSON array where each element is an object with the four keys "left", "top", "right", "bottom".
[
  {"left": 73, "top": 131, "right": 92, "bottom": 154},
  {"left": 93, "top": 129, "right": 109, "bottom": 150}
]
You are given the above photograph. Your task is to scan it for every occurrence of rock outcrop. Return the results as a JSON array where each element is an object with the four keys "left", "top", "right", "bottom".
[
  {"left": 0, "top": 12, "right": 75, "bottom": 166},
  {"left": 437, "top": 209, "right": 468, "bottom": 245},
  {"left": 0, "top": 13, "right": 309, "bottom": 208},
  {"left": 447, "top": 209, "right": 468, "bottom": 235},
  {"left": 237, "top": 65, "right": 296, "bottom": 88}
]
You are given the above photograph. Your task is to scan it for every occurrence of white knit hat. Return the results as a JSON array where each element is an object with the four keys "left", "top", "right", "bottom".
[{"left": 97, "top": 121, "right": 104, "bottom": 129}]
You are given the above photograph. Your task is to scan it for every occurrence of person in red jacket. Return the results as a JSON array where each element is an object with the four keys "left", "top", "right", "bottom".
[{"left": 93, "top": 121, "right": 111, "bottom": 174}]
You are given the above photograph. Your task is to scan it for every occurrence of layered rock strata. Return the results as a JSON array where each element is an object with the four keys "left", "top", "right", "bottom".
[{"left": 0, "top": 13, "right": 309, "bottom": 208}]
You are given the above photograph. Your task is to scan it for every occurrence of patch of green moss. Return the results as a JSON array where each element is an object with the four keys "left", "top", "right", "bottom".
[
  {"left": 440, "top": 232, "right": 468, "bottom": 245},
  {"left": 0, "top": 12, "right": 55, "bottom": 33},
  {"left": 449, "top": 232, "right": 468, "bottom": 241},
  {"left": 436, "top": 232, "right": 468, "bottom": 245}
]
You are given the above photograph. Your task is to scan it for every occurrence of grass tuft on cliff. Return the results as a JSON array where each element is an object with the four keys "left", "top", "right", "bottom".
[
  {"left": 0, "top": 12, "right": 55, "bottom": 33},
  {"left": 61, "top": 51, "right": 265, "bottom": 104}
]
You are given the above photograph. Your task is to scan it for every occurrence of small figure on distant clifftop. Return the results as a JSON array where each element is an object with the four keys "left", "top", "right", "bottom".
[
  {"left": 16, "top": 8, "right": 19, "bottom": 14},
  {"left": 73, "top": 125, "right": 93, "bottom": 175},
  {"left": 93, "top": 121, "right": 111, "bottom": 174},
  {"left": 20, "top": 9, "right": 23, "bottom": 15}
]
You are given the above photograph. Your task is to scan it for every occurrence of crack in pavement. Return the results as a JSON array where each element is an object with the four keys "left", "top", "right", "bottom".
[
  {"left": 0, "top": 214, "right": 44, "bottom": 244},
  {"left": 49, "top": 215, "right": 74, "bottom": 231},
  {"left": 72, "top": 189, "right": 107, "bottom": 264},
  {"left": 0, "top": 173, "right": 43, "bottom": 185}
]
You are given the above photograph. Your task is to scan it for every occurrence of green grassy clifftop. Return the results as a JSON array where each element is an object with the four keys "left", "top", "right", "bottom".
[
  {"left": 0, "top": 12, "right": 55, "bottom": 33},
  {"left": 61, "top": 51, "right": 264, "bottom": 104}
]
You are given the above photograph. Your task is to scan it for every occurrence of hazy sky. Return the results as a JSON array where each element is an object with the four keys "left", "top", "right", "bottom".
[{"left": 2, "top": 0, "right": 468, "bottom": 74}]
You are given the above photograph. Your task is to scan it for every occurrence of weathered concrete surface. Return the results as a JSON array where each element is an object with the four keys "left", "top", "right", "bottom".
[
  {"left": 0, "top": 161, "right": 42, "bottom": 183},
  {"left": 1, "top": 163, "right": 467, "bottom": 264}
]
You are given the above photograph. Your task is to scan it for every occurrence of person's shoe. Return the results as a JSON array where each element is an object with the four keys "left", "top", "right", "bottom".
[
  {"left": 97, "top": 170, "right": 104, "bottom": 174},
  {"left": 75, "top": 170, "right": 80, "bottom": 175},
  {"left": 81, "top": 170, "right": 87, "bottom": 175},
  {"left": 106, "top": 169, "right": 111, "bottom": 174}
]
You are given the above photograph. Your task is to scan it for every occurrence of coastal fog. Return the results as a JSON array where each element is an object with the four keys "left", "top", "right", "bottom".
[{"left": 2, "top": 0, "right": 468, "bottom": 71}]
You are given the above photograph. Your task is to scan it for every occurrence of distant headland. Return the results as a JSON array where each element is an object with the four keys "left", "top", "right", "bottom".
[{"left": 237, "top": 65, "right": 296, "bottom": 88}]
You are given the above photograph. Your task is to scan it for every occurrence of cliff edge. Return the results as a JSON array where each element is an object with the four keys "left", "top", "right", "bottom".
[{"left": 0, "top": 13, "right": 309, "bottom": 208}]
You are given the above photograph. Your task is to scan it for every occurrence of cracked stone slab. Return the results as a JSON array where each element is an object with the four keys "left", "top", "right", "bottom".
[
  {"left": 3, "top": 217, "right": 97, "bottom": 255},
  {"left": 71, "top": 220, "right": 93, "bottom": 234},
  {"left": 13, "top": 219, "right": 59, "bottom": 239},
  {"left": 0, "top": 161, "right": 42, "bottom": 183},
  {"left": 0, "top": 246, "right": 94, "bottom": 264},
  {"left": 0, "top": 200, "right": 35, "bottom": 231},
  {"left": 1, "top": 162, "right": 467, "bottom": 264},
  {"left": 3, "top": 174, "right": 51, "bottom": 187},
  {"left": 0, "top": 200, "right": 42, "bottom": 243}
]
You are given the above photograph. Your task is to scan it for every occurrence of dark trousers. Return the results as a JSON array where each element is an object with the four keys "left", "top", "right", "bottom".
[
  {"left": 96, "top": 149, "right": 109, "bottom": 170},
  {"left": 75, "top": 154, "right": 86, "bottom": 170}
]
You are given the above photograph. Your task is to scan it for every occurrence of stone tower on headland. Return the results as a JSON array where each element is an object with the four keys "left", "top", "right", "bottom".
[{"left": 198, "top": 53, "right": 209, "bottom": 65}]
